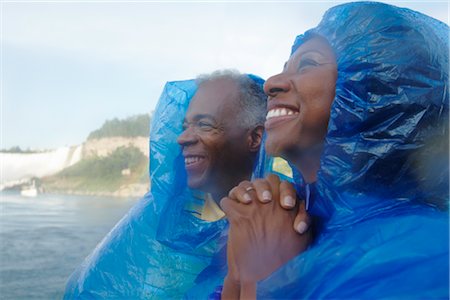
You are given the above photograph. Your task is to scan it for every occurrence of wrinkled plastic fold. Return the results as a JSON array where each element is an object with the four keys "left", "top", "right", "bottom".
[
  {"left": 65, "top": 2, "right": 448, "bottom": 299},
  {"left": 256, "top": 3, "right": 449, "bottom": 298},
  {"left": 64, "top": 80, "right": 228, "bottom": 299}
]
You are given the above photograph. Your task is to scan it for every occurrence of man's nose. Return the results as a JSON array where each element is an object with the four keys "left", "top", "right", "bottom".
[
  {"left": 177, "top": 127, "right": 198, "bottom": 146},
  {"left": 264, "top": 73, "right": 291, "bottom": 97}
]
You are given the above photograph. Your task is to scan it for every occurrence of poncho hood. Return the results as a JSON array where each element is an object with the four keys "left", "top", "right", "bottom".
[
  {"left": 253, "top": 5, "right": 449, "bottom": 298},
  {"left": 289, "top": 2, "right": 449, "bottom": 227},
  {"left": 64, "top": 74, "right": 266, "bottom": 298}
]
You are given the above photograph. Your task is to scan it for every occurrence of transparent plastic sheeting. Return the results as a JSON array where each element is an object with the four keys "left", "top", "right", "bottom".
[
  {"left": 261, "top": 2, "right": 449, "bottom": 298},
  {"left": 64, "top": 76, "right": 265, "bottom": 299},
  {"left": 190, "top": 2, "right": 449, "bottom": 299},
  {"left": 64, "top": 80, "right": 227, "bottom": 299},
  {"left": 65, "top": 2, "right": 448, "bottom": 299}
]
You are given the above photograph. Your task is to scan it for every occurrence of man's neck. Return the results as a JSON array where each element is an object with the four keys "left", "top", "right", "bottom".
[{"left": 210, "top": 172, "right": 253, "bottom": 204}]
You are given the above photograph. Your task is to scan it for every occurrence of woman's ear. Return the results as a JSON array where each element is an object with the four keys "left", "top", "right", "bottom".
[{"left": 248, "top": 125, "right": 264, "bottom": 152}]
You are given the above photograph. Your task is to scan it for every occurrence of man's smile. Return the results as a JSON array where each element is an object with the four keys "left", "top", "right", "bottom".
[{"left": 183, "top": 154, "right": 207, "bottom": 171}]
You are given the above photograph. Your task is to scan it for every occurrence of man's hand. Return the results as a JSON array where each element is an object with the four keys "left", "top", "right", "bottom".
[{"left": 227, "top": 174, "right": 311, "bottom": 234}]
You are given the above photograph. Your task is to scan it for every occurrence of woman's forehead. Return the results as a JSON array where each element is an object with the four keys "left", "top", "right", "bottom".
[
  {"left": 284, "top": 36, "right": 335, "bottom": 69},
  {"left": 293, "top": 37, "right": 333, "bottom": 57}
]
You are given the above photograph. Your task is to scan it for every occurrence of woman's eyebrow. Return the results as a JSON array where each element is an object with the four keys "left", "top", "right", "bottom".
[
  {"left": 286, "top": 49, "right": 328, "bottom": 69},
  {"left": 298, "top": 49, "right": 327, "bottom": 58}
]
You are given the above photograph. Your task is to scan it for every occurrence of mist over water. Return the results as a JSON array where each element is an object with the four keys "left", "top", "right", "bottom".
[
  {"left": 0, "top": 192, "right": 139, "bottom": 299},
  {"left": 1, "top": 145, "right": 83, "bottom": 184}
]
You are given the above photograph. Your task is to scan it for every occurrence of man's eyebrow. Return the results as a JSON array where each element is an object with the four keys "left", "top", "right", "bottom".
[
  {"left": 183, "top": 114, "right": 217, "bottom": 123},
  {"left": 193, "top": 114, "right": 216, "bottom": 121}
]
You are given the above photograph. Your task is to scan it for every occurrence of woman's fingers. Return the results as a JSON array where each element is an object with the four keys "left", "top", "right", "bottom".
[
  {"left": 278, "top": 180, "right": 297, "bottom": 209},
  {"left": 228, "top": 180, "right": 256, "bottom": 204},
  {"left": 293, "top": 200, "right": 311, "bottom": 234},
  {"left": 226, "top": 175, "right": 285, "bottom": 206},
  {"left": 252, "top": 179, "right": 273, "bottom": 203},
  {"left": 220, "top": 197, "right": 235, "bottom": 214},
  {"left": 266, "top": 174, "right": 281, "bottom": 200}
]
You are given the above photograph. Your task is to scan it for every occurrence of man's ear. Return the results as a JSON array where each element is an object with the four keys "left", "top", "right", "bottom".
[{"left": 247, "top": 125, "right": 264, "bottom": 152}]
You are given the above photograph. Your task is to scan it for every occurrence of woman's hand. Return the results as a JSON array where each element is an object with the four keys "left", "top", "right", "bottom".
[
  {"left": 227, "top": 174, "right": 311, "bottom": 234},
  {"left": 220, "top": 174, "right": 313, "bottom": 287},
  {"left": 221, "top": 245, "right": 241, "bottom": 300}
]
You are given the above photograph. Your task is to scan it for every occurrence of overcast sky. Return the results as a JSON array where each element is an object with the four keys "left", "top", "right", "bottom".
[{"left": 2, "top": 1, "right": 448, "bottom": 149}]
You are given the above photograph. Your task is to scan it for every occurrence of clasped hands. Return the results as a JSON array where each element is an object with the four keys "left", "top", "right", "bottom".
[{"left": 220, "top": 174, "right": 312, "bottom": 299}]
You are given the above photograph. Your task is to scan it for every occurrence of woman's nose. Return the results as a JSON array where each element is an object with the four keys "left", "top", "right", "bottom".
[{"left": 264, "top": 73, "right": 291, "bottom": 97}]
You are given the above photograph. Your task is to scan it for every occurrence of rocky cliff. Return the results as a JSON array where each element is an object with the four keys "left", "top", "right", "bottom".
[
  {"left": 82, "top": 137, "right": 149, "bottom": 158},
  {"left": 2, "top": 137, "right": 150, "bottom": 197}
]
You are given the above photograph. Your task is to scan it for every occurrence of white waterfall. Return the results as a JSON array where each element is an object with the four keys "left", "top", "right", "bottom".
[{"left": 0, "top": 145, "right": 83, "bottom": 189}]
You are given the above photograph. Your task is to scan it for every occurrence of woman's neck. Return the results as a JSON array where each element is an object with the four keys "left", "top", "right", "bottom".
[{"left": 285, "top": 144, "right": 323, "bottom": 184}]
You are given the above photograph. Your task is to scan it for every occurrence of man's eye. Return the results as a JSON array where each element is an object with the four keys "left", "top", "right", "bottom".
[
  {"left": 198, "top": 121, "right": 214, "bottom": 131},
  {"left": 297, "top": 58, "right": 319, "bottom": 71}
]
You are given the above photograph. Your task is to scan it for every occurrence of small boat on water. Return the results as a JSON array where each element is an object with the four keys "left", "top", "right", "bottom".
[{"left": 21, "top": 180, "right": 38, "bottom": 197}]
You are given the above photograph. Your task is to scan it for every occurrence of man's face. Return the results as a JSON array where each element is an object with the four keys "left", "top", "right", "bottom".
[{"left": 177, "top": 78, "right": 252, "bottom": 195}]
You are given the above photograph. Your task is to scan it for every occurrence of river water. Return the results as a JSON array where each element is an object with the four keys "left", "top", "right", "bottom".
[{"left": 0, "top": 192, "right": 140, "bottom": 300}]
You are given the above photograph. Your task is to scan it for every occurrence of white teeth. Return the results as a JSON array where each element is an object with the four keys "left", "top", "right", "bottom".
[
  {"left": 185, "top": 156, "right": 203, "bottom": 165},
  {"left": 266, "top": 108, "right": 298, "bottom": 120}
]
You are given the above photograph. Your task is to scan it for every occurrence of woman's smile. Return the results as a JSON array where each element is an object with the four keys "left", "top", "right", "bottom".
[
  {"left": 263, "top": 35, "right": 337, "bottom": 160},
  {"left": 265, "top": 106, "right": 300, "bottom": 129}
]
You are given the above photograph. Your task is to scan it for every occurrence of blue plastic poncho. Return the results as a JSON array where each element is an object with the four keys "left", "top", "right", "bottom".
[
  {"left": 188, "top": 2, "right": 449, "bottom": 299},
  {"left": 64, "top": 76, "right": 266, "bottom": 299},
  {"left": 255, "top": 2, "right": 449, "bottom": 299},
  {"left": 65, "top": 2, "right": 448, "bottom": 298},
  {"left": 64, "top": 80, "right": 225, "bottom": 299}
]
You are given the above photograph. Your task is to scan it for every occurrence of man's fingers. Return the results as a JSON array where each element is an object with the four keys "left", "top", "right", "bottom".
[
  {"left": 228, "top": 181, "right": 255, "bottom": 204},
  {"left": 253, "top": 179, "right": 272, "bottom": 203},
  {"left": 293, "top": 200, "right": 311, "bottom": 234},
  {"left": 279, "top": 181, "right": 297, "bottom": 209}
]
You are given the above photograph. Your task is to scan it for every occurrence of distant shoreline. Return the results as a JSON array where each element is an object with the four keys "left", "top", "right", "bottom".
[
  {"left": 43, "top": 183, "right": 149, "bottom": 198},
  {"left": 1, "top": 184, "right": 149, "bottom": 199}
]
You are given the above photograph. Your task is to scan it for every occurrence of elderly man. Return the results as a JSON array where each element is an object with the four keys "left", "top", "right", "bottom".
[
  {"left": 64, "top": 70, "right": 309, "bottom": 299},
  {"left": 177, "top": 71, "right": 266, "bottom": 220},
  {"left": 176, "top": 71, "right": 311, "bottom": 299}
]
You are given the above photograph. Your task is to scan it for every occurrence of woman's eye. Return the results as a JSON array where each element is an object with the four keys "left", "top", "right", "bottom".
[{"left": 297, "top": 58, "right": 319, "bottom": 71}]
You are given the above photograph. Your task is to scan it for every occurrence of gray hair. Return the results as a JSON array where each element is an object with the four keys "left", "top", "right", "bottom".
[{"left": 196, "top": 69, "right": 267, "bottom": 129}]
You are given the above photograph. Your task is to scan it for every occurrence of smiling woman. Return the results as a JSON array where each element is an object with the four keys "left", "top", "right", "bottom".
[
  {"left": 264, "top": 36, "right": 337, "bottom": 183},
  {"left": 219, "top": 2, "right": 449, "bottom": 299}
]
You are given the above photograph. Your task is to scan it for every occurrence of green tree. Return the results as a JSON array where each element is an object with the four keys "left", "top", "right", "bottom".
[{"left": 88, "top": 114, "right": 151, "bottom": 140}]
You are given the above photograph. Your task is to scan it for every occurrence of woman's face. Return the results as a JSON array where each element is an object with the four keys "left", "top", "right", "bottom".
[{"left": 264, "top": 36, "right": 337, "bottom": 158}]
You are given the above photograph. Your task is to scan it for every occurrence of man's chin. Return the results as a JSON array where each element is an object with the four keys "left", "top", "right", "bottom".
[{"left": 187, "top": 175, "right": 207, "bottom": 191}]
